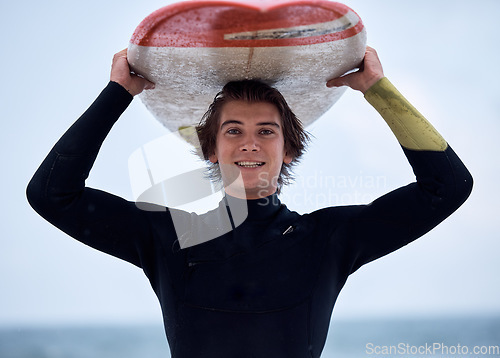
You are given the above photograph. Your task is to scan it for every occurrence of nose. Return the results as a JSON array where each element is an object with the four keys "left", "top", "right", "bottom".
[{"left": 239, "top": 134, "right": 260, "bottom": 152}]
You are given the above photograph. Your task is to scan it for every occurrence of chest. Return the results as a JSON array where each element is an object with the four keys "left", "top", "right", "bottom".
[{"left": 182, "top": 220, "right": 327, "bottom": 311}]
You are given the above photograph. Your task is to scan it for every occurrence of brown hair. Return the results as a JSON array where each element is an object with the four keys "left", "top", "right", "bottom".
[{"left": 196, "top": 79, "right": 310, "bottom": 193}]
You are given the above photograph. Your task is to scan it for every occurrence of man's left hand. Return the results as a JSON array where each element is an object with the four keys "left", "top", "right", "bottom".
[{"left": 326, "top": 46, "right": 384, "bottom": 94}]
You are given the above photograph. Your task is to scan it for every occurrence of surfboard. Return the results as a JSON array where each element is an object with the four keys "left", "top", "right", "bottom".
[{"left": 128, "top": 0, "right": 367, "bottom": 138}]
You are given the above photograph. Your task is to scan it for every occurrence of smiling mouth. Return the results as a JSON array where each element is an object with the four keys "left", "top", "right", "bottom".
[{"left": 236, "top": 161, "right": 265, "bottom": 168}]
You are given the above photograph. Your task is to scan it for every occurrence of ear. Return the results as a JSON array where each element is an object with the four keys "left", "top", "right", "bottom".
[
  {"left": 209, "top": 153, "right": 218, "bottom": 164},
  {"left": 283, "top": 151, "right": 293, "bottom": 165}
]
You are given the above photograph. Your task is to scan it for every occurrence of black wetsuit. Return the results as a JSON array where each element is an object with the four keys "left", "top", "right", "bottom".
[{"left": 27, "top": 82, "right": 473, "bottom": 358}]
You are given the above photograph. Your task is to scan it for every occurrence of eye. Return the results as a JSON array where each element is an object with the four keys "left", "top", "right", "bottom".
[
  {"left": 259, "top": 129, "right": 274, "bottom": 135},
  {"left": 226, "top": 128, "right": 241, "bottom": 135}
]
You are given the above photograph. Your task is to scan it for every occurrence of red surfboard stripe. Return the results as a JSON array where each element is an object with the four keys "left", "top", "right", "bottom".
[{"left": 130, "top": 0, "right": 364, "bottom": 48}]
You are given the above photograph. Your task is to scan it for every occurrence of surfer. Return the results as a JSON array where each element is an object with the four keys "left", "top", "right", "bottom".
[{"left": 27, "top": 46, "right": 472, "bottom": 358}]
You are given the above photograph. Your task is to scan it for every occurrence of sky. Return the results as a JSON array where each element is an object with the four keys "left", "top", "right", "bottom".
[{"left": 1, "top": 0, "right": 499, "bottom": 327}]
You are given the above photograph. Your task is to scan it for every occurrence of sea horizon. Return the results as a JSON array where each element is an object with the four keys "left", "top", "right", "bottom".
[{"left": 1, "top": 315, "right": 499, "bottom": 358}]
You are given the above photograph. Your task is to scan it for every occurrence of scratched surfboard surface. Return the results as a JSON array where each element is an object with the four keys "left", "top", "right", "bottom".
[{"left": 128, "top": 0, "right": 367, "bottom": 135}]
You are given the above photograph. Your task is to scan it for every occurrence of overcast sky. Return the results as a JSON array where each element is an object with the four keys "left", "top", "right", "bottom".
[{"left": 1, "top": 0, "right": 499, "bottom": 326}]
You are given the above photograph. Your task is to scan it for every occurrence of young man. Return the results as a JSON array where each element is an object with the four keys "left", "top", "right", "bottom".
[{"left": 27, "top": 47, "right": 472, "bottom": 358}]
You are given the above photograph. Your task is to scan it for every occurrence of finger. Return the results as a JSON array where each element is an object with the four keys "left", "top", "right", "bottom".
[
  {"left": 326, "top": 77, "right": 349, "bottom": 88},
  {"left": 326, "top": 71, "right": 358, "bottom": 88},
  {"left": 142, "top": 74, "right": 155, "bottom": 90},
  {"left": 112, "top": 49, "right": 128, "bottom": 67},
  {"left": 326, "top": 78, "right": 344, "bottom": 88},
  {"left": 143, "top": 79, "right": 155, "bottom": 90},
  {"left": 131, "top": 73, "right": 156, "bottom": 92},
  {"left": 358, "top": 58, "right": 365, "bottom": 72},
  {"left": 115, "top": 48, "right": 128, "bottom": 57}
]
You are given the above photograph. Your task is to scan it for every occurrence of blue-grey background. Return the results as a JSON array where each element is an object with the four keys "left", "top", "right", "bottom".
[{"left": 1, "top": 0, "right": 499, "bottom": 356}]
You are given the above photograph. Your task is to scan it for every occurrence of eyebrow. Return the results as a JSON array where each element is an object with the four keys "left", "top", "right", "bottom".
[{"left": 220, "top": 120, "right": 281, "bottom": 129}]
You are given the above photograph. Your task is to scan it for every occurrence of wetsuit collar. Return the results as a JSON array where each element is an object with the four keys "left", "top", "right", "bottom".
[{"left": 223, "top": 192, "right": 282, "bottom": 221}]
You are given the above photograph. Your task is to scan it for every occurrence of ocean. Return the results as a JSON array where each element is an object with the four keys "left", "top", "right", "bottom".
[{"left": 1, "top": 317, "right": 499, "bottom": 358}]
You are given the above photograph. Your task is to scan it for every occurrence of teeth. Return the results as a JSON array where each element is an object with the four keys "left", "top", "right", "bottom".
[{"left": 237, "top": 161, "right": 264, "bottom": 168}]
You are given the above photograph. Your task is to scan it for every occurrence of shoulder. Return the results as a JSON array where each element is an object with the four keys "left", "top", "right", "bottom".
[{"left": 303, "top": 204, "right": 364, "bottom": 222}]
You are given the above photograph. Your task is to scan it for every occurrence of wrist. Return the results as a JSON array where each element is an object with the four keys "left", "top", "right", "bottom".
[
  {"left": 109, "top": 81, "right": 134, "bottom": 100},
  {"left": 361, "top": 75, "right": 384, "bottom": 94}
]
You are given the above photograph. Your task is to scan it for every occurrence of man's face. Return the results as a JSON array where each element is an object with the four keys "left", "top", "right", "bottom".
[{"left": 209, "top": 100, "right": 292, "bottom": 199}]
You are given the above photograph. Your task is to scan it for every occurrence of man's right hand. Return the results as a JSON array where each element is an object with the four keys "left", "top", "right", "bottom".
[{"left": 110, "top": 48, "right": 155, "bottom": 96}]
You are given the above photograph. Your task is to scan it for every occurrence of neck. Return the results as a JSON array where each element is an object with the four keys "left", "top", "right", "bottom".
[
  {"left": 223, "top": 191, "right": 281, "bottom": 222},
  {"left": 223, "top": 187, "right": 277, "bottom": 200}
]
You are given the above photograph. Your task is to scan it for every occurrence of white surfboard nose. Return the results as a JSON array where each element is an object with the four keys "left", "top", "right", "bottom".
[{"left": 127, "top": 0, "right": 367, "bottom": 138}]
